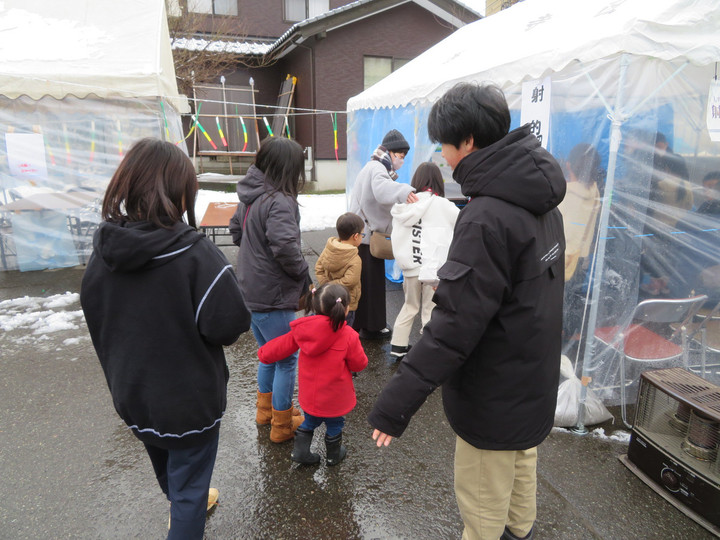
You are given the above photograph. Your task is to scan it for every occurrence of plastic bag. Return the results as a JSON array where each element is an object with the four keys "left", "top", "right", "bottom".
[{"left": 554, "top": 355, "right": 613, "bottom": 427}]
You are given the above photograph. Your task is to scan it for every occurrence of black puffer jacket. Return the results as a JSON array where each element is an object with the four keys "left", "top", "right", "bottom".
[
  {"left": 229, "top": 165, "right": 309, "bottom": 312},
  {"left": 81, "top": 220, "right": 251, "bottom": 450},
  {"left": 369, "top": 126, "right": 566, "bottom": 450}
]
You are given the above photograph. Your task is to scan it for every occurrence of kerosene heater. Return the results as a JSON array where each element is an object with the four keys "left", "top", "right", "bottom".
[{"left": 621, "top": 367, "right": 720, "bottom": 535}]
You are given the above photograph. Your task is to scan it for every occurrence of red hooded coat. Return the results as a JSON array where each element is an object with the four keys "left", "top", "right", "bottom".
[{"left": 258, "top": 314, "right": 368, "bottom": 417}]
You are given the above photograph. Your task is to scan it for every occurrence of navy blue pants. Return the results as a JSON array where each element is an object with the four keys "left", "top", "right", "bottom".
[
  {"left": 299, "top": 413, "right": 345, "bottom": 437},
  {"left": 144, "top": 431, "right": 219, "bottom": 540}
]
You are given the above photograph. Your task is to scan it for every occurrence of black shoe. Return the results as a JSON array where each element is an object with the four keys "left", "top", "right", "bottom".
[
  {"left": 501, "top": 526, "right": 534, "bottom": 540},
  {"left": 390, "top": 345, "right": 410, "bottom": 360},
  {"left": 359, "top": 327, "right": 392, "bottom": 340}
]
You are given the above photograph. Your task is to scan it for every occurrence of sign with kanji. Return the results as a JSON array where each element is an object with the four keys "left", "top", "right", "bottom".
[
  {"left": 6, "top": 133, "right": 48, "bottom": 181},
  {"left": 520, "top": 76, "right": 552, "bottom": 149},
  {"left": 707, "top": 79, "right": 720, "bottom": 142}
]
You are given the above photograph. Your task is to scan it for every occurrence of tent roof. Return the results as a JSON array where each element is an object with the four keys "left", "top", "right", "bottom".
[
  {"left": 0, "top": 0, "right": 188, "bottom": 112},
  {"left": 347, "top": 0, "right": 720, "bottom": 111}
]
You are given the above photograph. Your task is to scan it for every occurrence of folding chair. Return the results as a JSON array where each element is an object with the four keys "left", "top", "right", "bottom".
[{"left": 594, "top": 295, "right": 708, "bottom": 428}]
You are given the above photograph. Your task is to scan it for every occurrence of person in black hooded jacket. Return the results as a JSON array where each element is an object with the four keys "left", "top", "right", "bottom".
[
  {"left": 81, "top": 138, "right": 251, "bottom": 539},
  {"left": 368, "top": 83, "right": 566, "bottom": 540}
]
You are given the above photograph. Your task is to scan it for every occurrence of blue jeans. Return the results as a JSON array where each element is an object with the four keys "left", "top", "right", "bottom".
[
  {"left": 251, "top": 310, "right": 298, "bottom": 411},
  {"left": 300, "top": 413, "right": 345, "bottom": 437},
  {"left": 144, "top": 431, "right": 219, "bottom": 540}
]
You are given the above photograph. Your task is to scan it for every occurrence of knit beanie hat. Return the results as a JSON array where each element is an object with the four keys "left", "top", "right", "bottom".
[{"left": 381, "top": 129, "right": 410, "bottom": 153}]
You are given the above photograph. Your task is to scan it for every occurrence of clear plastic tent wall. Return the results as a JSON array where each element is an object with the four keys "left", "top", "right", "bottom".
[
  {"left": 346, "top": 6, "right": 720, "bottom": 408},
  {"left": 0, "top": 96, "right": 185, "bottom": 271}
]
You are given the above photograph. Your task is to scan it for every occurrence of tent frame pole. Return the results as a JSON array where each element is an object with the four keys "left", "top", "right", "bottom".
[{"left": 572, "top": 54, "right": 630, "bottom": 434}]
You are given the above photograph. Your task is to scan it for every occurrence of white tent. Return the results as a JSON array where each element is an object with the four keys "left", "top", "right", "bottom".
[
  {"left": 0, "top": 0, "right": 187, "bottom": 112},
  {"left": 0, "top": 0, "right": 188, "bottom": 271},
  {"left": 346, "top": 0, "right": 720, "bottom": 424}
]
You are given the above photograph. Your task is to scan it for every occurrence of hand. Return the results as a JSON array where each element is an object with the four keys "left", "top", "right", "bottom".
[
  {"left": 406, "top": 192, "right": 419, "bottom": 204},
  {"left": 372, "top": 429, "right": 393, "bottom": 447}
]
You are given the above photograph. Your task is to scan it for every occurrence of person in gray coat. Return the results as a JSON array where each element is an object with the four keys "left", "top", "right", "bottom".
[
  {"left": 348, "top": 129, "right": 418, "bottom": 339},
  {"left": 229, "top": 137, "right": 310, "bottom": 443}
]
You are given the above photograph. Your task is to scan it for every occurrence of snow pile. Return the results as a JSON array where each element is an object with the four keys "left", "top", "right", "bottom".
[
  {"left": 0, "top": 293, "right": 84, "bottom": 336},
  {"left": 552, "top": 426, "right": 632, "bottom": 443}
]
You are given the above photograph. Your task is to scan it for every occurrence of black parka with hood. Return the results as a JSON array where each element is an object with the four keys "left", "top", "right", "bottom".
[
  {"left": 81, "top": 220, "right": 251, "bottom": 449},
  {"left": 229, "top": 165, "right": 310, "bottom": 312},
  {"left": 369, "top": 126, "right": 566, "bottom": 450}
]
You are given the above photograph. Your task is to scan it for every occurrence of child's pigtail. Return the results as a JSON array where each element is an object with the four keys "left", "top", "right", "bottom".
[
  {"left": 329, "top": 296, "right": 347, "bottom": 332},
  {"left": 304, "top": 285, "right": 317, "bottom": 315},
  {"left": 313, "top": 282, "right": 350, "bottom": 331}
]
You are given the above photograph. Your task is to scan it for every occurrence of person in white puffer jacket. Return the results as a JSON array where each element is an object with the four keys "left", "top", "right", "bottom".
[{"left": 389, "top": 162, "right": 460, "bottom": 359}]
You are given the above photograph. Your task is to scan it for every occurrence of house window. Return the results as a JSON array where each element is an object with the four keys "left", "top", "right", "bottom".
[
  {"left": 363, "top": 56, "right": 409, "bottom": 89},
  {"left": 188, "top": 0, "right": 238, "bottom": 16},
  {"left": 284, "top": 0, "right": 329, "bottom": 22}
]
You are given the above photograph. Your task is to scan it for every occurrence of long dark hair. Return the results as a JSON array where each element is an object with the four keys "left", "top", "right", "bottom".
[
  {"left": 305, "top": 282, "right": 349, "bottom": 332},
  {"left": 102, "top": 138, "right": 198, "bottom": 228},
  {"left": 255, "top": 137, "right": 306, "bottom": 198},
  {"left": 411, "top": 162, "right": 445, "bottom": 196}
]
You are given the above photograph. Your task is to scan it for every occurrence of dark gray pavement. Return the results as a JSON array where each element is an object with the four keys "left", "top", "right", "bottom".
[{"left": 0, "top": 227, "right": 715, "bottom": 539}]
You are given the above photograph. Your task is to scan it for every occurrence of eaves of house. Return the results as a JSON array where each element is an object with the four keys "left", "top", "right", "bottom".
[{"left": 171, "top": 0, "right": 481, "bottom": 59}]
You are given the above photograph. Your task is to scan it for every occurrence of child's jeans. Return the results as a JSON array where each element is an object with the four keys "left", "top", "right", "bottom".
[{"left": 300, "top": 413, "right": 345, "bottom": 437}]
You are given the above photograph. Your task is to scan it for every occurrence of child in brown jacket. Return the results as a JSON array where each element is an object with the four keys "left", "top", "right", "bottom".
[{"left": 315, "top": 212, "right": 364, "bottom": 327}]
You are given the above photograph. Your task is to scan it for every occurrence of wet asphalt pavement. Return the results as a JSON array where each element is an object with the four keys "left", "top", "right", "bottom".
[{"left": 0, "top": 227, "right": 715, "bottom": 539}]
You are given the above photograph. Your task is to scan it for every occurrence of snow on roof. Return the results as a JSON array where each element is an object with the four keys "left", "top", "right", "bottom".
[{"left": 171, "top": 37, "right": 272, "bottom": 56}]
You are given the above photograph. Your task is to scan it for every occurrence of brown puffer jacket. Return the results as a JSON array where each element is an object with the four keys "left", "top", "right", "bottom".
[{"left": 315, "top": 237, "right": 362, "bottom": 311}]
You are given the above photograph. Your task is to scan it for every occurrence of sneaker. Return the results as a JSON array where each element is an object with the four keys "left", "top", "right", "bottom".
[
  {"left": 360, "top": 327, "right": 392, "bottom": 340},
  {"left": 501, "top": 526, "right": 534, "bottom": 540},
  {"left": 207, "top": 488, "right": 219, "bottom": 511},
  {"left": 390, "top": 345, "right": 410, "bottom": 360}
]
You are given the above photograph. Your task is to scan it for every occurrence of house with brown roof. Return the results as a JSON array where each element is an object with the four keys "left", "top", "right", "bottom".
[{"left": 171, "top": 0, "right": 481, "bottom": 189}]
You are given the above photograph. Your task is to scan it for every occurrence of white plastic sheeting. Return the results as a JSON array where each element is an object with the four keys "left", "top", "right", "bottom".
[
  {"left": 345, "top": 0, "right": 720, "bottom": 414},
  {"left": 0, "top": 96, "right": 185, "bottom": 271}
]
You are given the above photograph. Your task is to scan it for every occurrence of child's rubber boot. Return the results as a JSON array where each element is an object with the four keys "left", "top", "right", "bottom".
[
  {"left": 324, "top": 432, "right": 347, "bottom": 466},
  {"left": 270, "top": 406, "right": 304, "bottom": 443},
  {"left": 291, "top": 428, "right": 320, "bottom": 465},
  {"left": 256, "top": 391, "right": 272, "bottom": 425}
]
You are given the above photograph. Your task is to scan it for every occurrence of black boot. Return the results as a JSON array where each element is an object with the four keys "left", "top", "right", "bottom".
[
  {"left": 324, "top": 432, "right": 347, "bottom": 466},
  {"left": 291, "top": 428, "right": 320, "bottom": 465}
]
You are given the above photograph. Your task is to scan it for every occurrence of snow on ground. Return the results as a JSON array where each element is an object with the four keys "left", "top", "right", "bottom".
[
  {"left": 0, "top": 293, "right": 85, "bottom": 345},
  {"left": 552, "top": 426, "right": 632, "bottom": 443},
  {"left": 195, "top": 190, "right": 347, "bottom": 232},
  {"left": 2, "top": 192, "right": 346, "bottom": 342}
]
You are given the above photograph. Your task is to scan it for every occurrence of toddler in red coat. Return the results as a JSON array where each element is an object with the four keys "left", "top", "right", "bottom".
[{"left": 258, "top": 282, "right": 368, "bottom": 466}]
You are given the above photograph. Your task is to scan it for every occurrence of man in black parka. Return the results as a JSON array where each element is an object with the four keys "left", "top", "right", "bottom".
[{"left": 369, "top": 83, "right": 566, "bottom": 540}]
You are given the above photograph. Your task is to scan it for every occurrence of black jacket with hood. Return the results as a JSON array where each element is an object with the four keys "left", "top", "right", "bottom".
[
  {"left": 81, "top": 220, "right": 251, "bottom": 450},
  {"left": 369, "top": 126, "right": 566, "bottom": 450},
  {"left": 229, "top": 165, "right": 310, "bottom": 312}
]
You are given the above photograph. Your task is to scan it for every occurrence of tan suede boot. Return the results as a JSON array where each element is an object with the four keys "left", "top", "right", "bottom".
[
  {"left": 270, "top": 407, "right": 304, "bottom": 443},
  {"left": 257, "top": 391, "right": 301, "bottom": 424},
  {"left": 256, "top": 391, "right": 272, "bottom": 425}
]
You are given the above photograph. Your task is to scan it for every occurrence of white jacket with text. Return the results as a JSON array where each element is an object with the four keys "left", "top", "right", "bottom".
[{"left": 390, "top": 191, "right": 459, "bottom": 282}]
